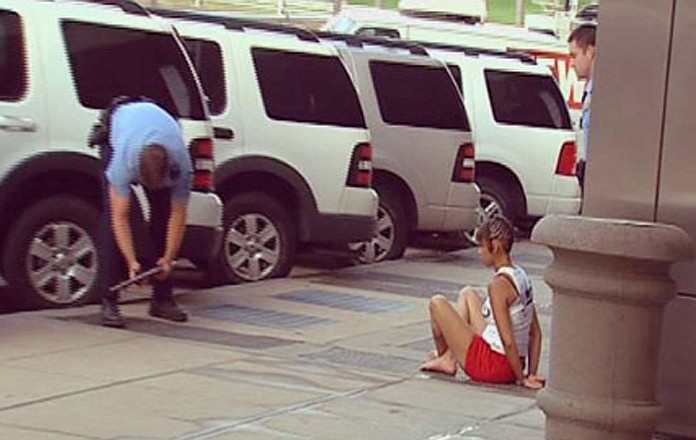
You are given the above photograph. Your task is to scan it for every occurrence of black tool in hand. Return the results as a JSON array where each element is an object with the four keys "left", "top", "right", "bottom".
[{"left": 109, "top": 266, "right": 164, "bottom": 293}]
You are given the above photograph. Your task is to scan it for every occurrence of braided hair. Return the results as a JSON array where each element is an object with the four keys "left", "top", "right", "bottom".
[{"left": 475, "top": 215, "right": 514, "bottom": 254}]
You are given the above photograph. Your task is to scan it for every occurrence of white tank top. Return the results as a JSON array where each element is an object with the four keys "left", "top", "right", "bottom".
[{"left": 480, "top": 265, "right": 534, "bottom": 355}]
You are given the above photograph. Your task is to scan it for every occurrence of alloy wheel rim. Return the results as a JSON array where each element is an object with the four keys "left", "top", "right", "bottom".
[
  {"left": 225, "top": 213, "right": 280, "bottom": 281},
  {"left": 27, "top": 221, "right": 98, "bottom": 305},
  {"left": 349, "top": 205, "right": 395, "bottom": 263}
]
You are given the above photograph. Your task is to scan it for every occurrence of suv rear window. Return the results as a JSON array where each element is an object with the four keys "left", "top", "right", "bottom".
[
  {"left": 370, "top": 61, "right": 470, "bottom": 131},
  {"left": 485, "top": 70, "right": 571, "bottom": 129},
  {"left": 62, "top": 21, "right": 206, "bottom": 120},
  {"left": 252, "top": 48, "right": 366, "bottom": 128},
  {"left": 182, "top": 37, "right": 226, "bottom": 116},
  {"left": 0, "top": 10, "right": 26, "bottom": 101}
]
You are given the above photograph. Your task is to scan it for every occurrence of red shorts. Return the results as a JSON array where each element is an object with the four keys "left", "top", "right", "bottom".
[{"left": 464, "top": 335, "right": 516, "bottom": 384}]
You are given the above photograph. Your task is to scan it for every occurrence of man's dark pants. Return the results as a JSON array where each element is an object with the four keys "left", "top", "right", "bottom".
[{"left": 99, "top": 146, "right": 174, "bottom": 302}]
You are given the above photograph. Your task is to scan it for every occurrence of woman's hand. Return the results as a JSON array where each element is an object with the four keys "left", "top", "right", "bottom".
[{"left": 521, "top": 375, "right": 546, "bottom": 390}]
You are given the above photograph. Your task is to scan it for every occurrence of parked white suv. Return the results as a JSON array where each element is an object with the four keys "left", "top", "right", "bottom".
[
  {"left": 0, "top": 0, "right": 222, "bottom": 308},
  {"left": 317, "top": 33, "right": 479, "bottom": 262},
  {"left": 424, "top": 43, "right": 581, "bottom": 231},
  {"left": 154, "top": 9, "right": 379, "bottom": 283}
]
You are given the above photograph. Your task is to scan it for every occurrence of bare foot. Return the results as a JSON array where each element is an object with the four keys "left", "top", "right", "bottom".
[
  {"left": 420, "top": 354, "right": 457, "bottom": 376},
  {"left": 426, "top": 349, "right": 438, "bottom": 361}
]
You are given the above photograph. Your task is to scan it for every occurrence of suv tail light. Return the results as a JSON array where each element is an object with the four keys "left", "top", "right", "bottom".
[
  {"left": 452, "top": 142, "right": 475, "bottom": 183},
  {"left": 556, "top": 141, "right": 577, "bottom": 176},
  {"left": 347, "top": 142, "right": 373, "bottom": 188},
  {"left": 190, "top": 137, "right": 215, "bottom": 192}
]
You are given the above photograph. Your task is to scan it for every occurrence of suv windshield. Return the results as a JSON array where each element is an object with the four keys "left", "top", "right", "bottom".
[
  {"left": 485, "top": 70, "right": 571, "bottom": 129},
  {"left": 370, "top": 60, "right": 470, "bottom": 131},
  {"left": 62, "top": 21, "right": 206, "bottom": 120},
  {"left": 252, "top": 48, "right": 366, "bottom": 129}
]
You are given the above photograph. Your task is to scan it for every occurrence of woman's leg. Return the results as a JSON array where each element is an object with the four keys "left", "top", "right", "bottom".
[
  {"left": 421, "top": 295, "right": 478, "bottom": 375},
  {"left": 457, "top": 286, "right": 488, "bottom": 335},
  {"left": 428, "top": 295, "right": 450, "bottom": 357}
]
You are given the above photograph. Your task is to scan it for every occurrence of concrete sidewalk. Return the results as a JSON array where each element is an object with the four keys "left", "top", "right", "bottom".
[{"left": 0, "top": 242, "right": 555, "bottom": 439}]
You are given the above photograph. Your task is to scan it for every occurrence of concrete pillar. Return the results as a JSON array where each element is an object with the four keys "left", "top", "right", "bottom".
[{"left": 531, "top": 215, "right": 693, "bottom": 440}]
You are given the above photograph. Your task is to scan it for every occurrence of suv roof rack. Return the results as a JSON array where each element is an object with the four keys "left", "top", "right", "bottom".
[
  {"left": 78, "top": 0, "right": 149, "bottom": 16},
  {"left": 314, "top": 31, "right": 429, "bottom": 56},
  {"left": 150, "top": 8, "right": 319, "bottom": 42},
  {"left": 412, "top": 40, "right": 536, "bottom": 64}
]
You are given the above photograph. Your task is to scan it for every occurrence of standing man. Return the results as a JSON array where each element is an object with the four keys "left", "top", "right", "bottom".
[
  {"left": 96, "top": 99, "right": 193, "bottom": 328},
  {"left": 568, "top": 24, "right": 597, "bottom": 191}
]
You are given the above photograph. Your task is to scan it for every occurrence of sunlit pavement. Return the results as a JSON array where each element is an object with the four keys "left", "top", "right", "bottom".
[{"left": 0, "top": 241, "right": 617, "bottom": 439}]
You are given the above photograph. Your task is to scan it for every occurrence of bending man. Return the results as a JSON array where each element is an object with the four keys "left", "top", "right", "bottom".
[{"left": 100, "top": 100, "right": 192, "bottom": 328}]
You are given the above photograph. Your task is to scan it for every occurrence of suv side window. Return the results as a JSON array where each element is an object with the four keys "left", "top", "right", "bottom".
[
  {"left": 0, "top": 10, "right": 26, "bottom": 101},
  {"left": 182, "top": 37, "right": 226, "bottom": 116},
  {"left": 62, "top": 21, "right": 205, "bottom": 119},
  {"left": 485, "top": 70, "right": 572, "bottom": 129},
  {"left": 252, "top": 48, "right": 366, "bottom": 128},
  {"left": 446, "top": 63, "right": 463, "bottom": 95},
  {"left": 370, "top": 60, "right": 470, "bottom": 131}
]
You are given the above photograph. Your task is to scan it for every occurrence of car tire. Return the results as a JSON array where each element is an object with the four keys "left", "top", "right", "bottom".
[
  {"left": 209, "top": 192, "right": 296, "bottom": 284},
  {"left": 2, "top": 196, "right": 102, "bottom": 309},
  {"left": 464, "top": 176, "right": 521, "bottom": 245},
  {"left": 350, "top": 185, "right": 408, "bottom": 263}
]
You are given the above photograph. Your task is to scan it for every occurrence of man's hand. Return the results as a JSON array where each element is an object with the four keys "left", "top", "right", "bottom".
[
  {"left": 156, "top": 258, "right": 175, "bottom": 280},
  {"left": 128, "top": 261, "right": 142, "bottom": 281}
]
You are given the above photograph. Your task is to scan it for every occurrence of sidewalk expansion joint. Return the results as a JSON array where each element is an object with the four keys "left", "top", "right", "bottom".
[{"left": 174, "top": 377, "right": 411, "bottom": 440}]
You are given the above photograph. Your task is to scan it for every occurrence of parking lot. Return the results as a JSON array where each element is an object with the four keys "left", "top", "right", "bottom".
[{"left": 0, "top": 240, "right": 553, "bottom": 439}]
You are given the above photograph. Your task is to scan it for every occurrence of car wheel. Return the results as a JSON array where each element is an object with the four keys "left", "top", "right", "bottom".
[
  {"left": 210, "top": 192, "right": 296, "bottom": 284},
  {"left": 2, "top": 196, "right": 101, "bottom": 309},
  {"left": 464, "top": 177, "right": 520, "bottom": 245},
  {"left": 349, "top": 186, "right": 408, "bottom": 263}
]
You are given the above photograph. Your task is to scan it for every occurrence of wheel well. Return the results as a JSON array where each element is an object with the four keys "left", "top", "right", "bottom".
[
  {"left": 475, "top": 162, "right": 527, "bottom": 218},
  {"left": 0, "top": 170, "right": 102, "bottom": 248},
  {"left": 373, "top": 170, "right": 418, "bottom": 232},
  {"left": 217, "top": 171, "right": 299, "bottom": 220}
]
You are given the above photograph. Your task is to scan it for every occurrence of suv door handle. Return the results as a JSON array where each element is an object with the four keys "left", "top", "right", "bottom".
[
  {"left": 213, "top": 126, "right": 234, "bottom": 140},
  {"left": 0, "top": 115, "right": 37, "bottom": 132}
]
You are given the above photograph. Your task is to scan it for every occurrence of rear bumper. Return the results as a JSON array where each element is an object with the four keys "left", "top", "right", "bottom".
[
  {"left": 545, "top": 196, "right": 582, "bottom": 216},
  {"left": 527, "top": 176, "right": 582, "bottom": 217},
  {"left": 181, "top": 224, "right": 223, "bottom": 266},
  {"left": 181, "top": 192, "right": 223, "bottom": 266},
  {"left": 306, "top": 214, "right": 377, "bottom": 243},
  {"left": 442, "top": 182, "right": 480, "bottom": 231}
]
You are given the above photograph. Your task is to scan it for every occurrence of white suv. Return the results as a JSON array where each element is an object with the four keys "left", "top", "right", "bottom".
[
  {"left": 154, "top": 9, "right": 379, "bottom": 283},
  {"left": 317, "top": 33, "right": 479, "bottom": 262},
  {"left": 424, "top": 43, "right": 581, "bottom": 231},
  {"left": 0, "top": 0, "right": 222, "bottom": 308}
]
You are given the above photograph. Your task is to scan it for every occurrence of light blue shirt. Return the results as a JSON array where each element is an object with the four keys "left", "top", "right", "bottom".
[
  {"left": 106, "top": 102, "right": 193, "bottom": 203},
  {"left": 580, "top": 77, "right": 593, "bottom": 161}
]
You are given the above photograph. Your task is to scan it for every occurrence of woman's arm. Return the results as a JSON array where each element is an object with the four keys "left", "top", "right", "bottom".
[
  {"left": 527, "top": 309, "right": 543, "bottom": 377},
  {"left": 489, "top": 276, "right": 526, "bottom": 384}
]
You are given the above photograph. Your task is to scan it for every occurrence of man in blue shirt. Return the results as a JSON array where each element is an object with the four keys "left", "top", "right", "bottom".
[
  {"left": 99, "top": 100, "right": 193, "bottom": 327},
  {"left": 568, "top": 24, "right": 597, "bottom": 191}
]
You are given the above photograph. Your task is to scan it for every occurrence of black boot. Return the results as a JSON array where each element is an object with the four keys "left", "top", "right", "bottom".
[
  {"left": 149, "top": 298, "right": 188, "bottom": 322},
  {"left": 101, "top": 294, "right": 125, "bottom": 328}
]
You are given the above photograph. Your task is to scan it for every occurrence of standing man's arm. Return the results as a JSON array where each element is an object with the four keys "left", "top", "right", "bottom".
[
  {"left": 109, "top": 186, "right": 141, "bottom": 279},
  {"left": 158, "top": 200, "right": 187, "bottom": 277}
]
